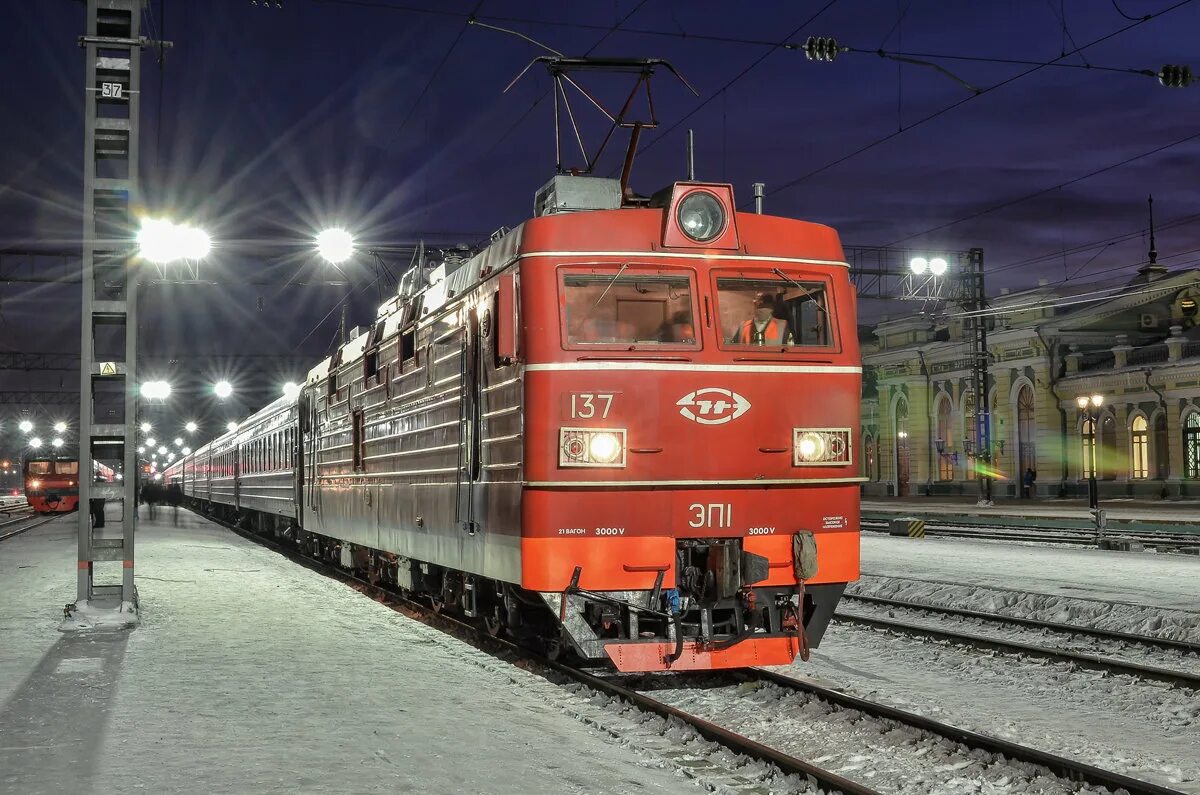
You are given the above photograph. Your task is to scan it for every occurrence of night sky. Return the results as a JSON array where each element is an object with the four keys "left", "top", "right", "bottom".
[{"left": 1, "top": 0, "right": 1198, "bottom": 444}]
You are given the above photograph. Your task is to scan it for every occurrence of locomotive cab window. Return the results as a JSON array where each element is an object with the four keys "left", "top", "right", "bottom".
[
  {"left": 561, "top": 268, "right": 698, "bottom": 349},
  {"left": 55, "top": 461, "right": 79, "bottom": 475},
  {"left": 715, "top": 275, "right": 834, "bottom": 349}
]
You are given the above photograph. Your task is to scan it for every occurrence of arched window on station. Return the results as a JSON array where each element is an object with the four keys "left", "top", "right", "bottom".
[
  {"left": 936, "top": 396, "right": 953, "bottom": 481},
  {"left": 1185, "top": 412, "right": 1200, "bottom": 479},
  {"left": 894, "top": 398, "right": 910, "bottom": 496},
  {"left": 1016, "top": 385, "right": 1036, "bottom": 477},
  {"left": 1130, "top": 415, "right": 1149, "bottom": 479},
  {"left": 1081, "top": 418, "right": 1096, "bottom": 479}
]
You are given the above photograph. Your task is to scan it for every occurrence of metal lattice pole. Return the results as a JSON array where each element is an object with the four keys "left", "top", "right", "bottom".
[{"left": 77, "top": 0, "right": 145, "bottom": 610}]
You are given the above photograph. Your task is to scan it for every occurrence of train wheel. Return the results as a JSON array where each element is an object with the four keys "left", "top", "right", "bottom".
[{"left": 483, "top": 608, "right": 504, "bottom": 637}]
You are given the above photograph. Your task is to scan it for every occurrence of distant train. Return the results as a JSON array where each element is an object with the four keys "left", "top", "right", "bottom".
[
  {"left": 24, "top": 457, "right": 117, "bottom": 513},
  {"left": 165, "top": 176, "right": 863, "bottom": 672}
]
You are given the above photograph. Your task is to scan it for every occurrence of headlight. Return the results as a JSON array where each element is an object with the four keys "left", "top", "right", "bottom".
[
  {"left": 793, "top": 428, "right": 852, "bottom": 466},
  {"left": 560, "top": 428, "right": 626, "bottom": 468},
  {"left": 796, "top": 433, "right": 826, "bottom": 461},
  {"left": 676, "top": 191, "right": 725, "bottom": 243},
  {"left": 30, "top": 480, "right": 41, "bottom": 490}
]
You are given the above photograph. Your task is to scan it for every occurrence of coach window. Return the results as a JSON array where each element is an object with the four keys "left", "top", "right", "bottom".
[
  {"left": 714, "top": 275, "right": 834, "bottom": 350},
  {"left": 561, "top": 268, "right": 698, "bottom": 349}
]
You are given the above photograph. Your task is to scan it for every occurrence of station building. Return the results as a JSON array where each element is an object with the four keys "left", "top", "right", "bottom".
[{"left": 860, "top": 264, "right": 1200, "bottom": 500}]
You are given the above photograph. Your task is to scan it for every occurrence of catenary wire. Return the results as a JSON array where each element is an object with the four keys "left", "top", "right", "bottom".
[{"left": 760, "top": 0, "right": 1195, "bottom": 207}]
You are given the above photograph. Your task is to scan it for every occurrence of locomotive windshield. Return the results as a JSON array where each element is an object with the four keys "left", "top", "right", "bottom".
[
  {"left": 55, "top": 461, "right": 79, "bottom": 475},
  {"left": 562, "top": 270, "right": 697, "bottom": 347},
  {"left": 27, "top": 461, "right": 51, "bottom": 475},
  {"left": 716, "top": 276, "right": 832, "bottom": 348}
]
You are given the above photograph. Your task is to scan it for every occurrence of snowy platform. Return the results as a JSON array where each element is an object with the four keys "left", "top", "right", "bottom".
[{"left": 0, "top": 512, "right": 688, "bottom": 794}]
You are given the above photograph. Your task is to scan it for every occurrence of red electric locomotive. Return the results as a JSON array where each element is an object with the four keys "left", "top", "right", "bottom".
[
  {"left": 170, "top": 174, "right": 861, "bottom": 672},
  {"left": 23, "top": 458, "right": 81, "bottom": 513}
]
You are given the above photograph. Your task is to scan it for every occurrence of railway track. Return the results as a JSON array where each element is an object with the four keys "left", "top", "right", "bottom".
[
  {"left": 860, "top": 517, "right": 1200, "bottom": 549},
  {"left": 210, "top": 511, "right": 1188, "bottom": 795},
  {"left": 835, "top": 606, "right": 1200, "bottom": 690},
  {"left": 0, "top": 512, "right": 60, "bottom": 542},
  {"left": 843, "top": 592, "right": 1200, "bottom": 654}
]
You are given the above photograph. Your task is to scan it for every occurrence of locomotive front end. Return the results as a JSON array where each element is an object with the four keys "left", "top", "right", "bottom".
[{"left": 519, "top": 182, "right": 862, "bottom": 671}]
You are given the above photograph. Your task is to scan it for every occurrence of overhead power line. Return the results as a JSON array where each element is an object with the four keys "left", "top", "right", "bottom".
[{"left": 760, "top": 0, "right": 1196, "bottom": 206}]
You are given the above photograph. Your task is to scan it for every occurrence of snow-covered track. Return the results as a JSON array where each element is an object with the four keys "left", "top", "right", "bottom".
[
  {"left": 843, "top": 592, "right": 1200, "bottom": 654},
  {"left": 0, "top": 512, "right": 55, "bottom": 542},
  {"left": 748, "top": 668, "right": 1188, "bottom": 795},
  {"left": 835, "top": 611, "right": 1200, "bottom": 690}
]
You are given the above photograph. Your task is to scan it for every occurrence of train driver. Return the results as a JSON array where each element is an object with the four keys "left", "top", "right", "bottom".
[{"left": 734, "top": 292, "right": 793, "bottom": 345}]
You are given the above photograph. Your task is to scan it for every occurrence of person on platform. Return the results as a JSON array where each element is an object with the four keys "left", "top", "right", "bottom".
[
  {"left": 733, "top": 293, "right": 792, "bottom": 345},
  {"left": 167, "top": 483, "right": 183, "bottom": 526},
  {"left": 1022, "top": 467, "right": 1037, "bottom": 499}
]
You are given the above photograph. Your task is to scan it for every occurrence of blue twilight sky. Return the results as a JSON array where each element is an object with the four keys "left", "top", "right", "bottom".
[{"left": 1, "top": 0, "right": 1198, "bottom": 363}]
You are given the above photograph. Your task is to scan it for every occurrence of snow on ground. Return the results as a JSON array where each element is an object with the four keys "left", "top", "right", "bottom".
[
  {"left": 774, "top": 622, "right": 1200, "bottom": 793},
  {"left": 854, "top": 534, "right": 1200, "bottom": 639},
  {"left": 641, "top": 676, "right": 1126, "bottom": 795},
  {"left": 0, "top": 511, "right": 774, "bottom": 795},
  {"left": 838, "top": 599, "right": 1199, "bottom": 676}
]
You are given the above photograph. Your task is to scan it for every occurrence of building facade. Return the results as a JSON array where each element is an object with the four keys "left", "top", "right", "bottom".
[{"left": 860, "top": 269, "right": 1200, "bottom": 499}]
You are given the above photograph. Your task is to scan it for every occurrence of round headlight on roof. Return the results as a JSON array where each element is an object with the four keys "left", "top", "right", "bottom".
[{"left": 676, "top": 191, "right": 726, "bottom": 243}]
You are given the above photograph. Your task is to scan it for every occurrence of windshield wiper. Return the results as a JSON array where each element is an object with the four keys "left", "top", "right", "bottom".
[
  {"left": 594, "top": 262, "right": 629, "bottom": 307},
  {"left": 771, "top": 268, "right": 827, "bottom": 314}
]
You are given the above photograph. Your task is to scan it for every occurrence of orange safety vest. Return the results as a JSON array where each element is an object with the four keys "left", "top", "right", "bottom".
[{"left": 738, "top": 318, "right": 787, "bottom": 345}]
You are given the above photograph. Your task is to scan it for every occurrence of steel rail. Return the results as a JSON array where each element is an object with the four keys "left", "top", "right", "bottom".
[
  {"left": 750, "top": 668, "right": 1187, "bottom": 795},
  {"left": 842, "top": 593, "right": 1200, "bottom": 654},
  {"left": 212, "top": 515, "right": 880, "bottom": 795},
  {"left": 836, "top": 613, "right": 1200, "bottom": 690},
  {"left": 0, "top": 514, "right": 61, "bottom": 542}
]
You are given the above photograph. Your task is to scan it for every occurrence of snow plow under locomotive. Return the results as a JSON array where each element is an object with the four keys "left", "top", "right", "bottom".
[{"left": 165, "top": 177, "right": 862, "bottom": 672}]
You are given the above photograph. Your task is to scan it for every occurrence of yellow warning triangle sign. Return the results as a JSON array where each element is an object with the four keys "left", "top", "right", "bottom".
[{"left": 99, "top": 362, "right": 117, "bottom": 376}]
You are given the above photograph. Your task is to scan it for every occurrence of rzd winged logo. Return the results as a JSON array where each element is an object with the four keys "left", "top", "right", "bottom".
[{"left": 676, "top": 387, "right": 751, "bottom": 425}]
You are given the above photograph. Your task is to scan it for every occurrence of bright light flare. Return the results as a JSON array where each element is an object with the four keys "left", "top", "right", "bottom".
[
  {"left": 141, "top": 381, "right": 172, "bottom": 401},
  {"left": 157, "top": 446, "right": 168, "bottom": 455},
  {"left": 909, "top": 257, "right": 928, "bottom": 275},
  {"left": 928, "top": 257, "right": 948, "bottom": 276},
  {"left": 316, "top": 228, "right": 355, "bottom": 264},
  {"left": 18, "top": 420, "right": 33, "bottom": 434},
  {"left": 182, "top": 447, "right": 191, "bottom": 455},
  {"left": 52, "top": 437, "right": 63, "bottom": 449},
  {"left": 214, "top": 380, "right": 233, "bottom": 399},
  {"left": 226, "top": 421, "right": 238, "bottom": 433},
  {"left": 140, "top": 422, "right": 152, "bottom": 433},
  {"left": 137, "top": 218, "right": 210, "bottom": 263},
  {"left": 283, "top": 382, "right": 300, "bottom": 400},
  {"left": 53, "top": 421, "right": 67, "bottom": 434},
  {"left": 29, "top": 437, "right": 42, "bottom": 449},
  {"left": 185, "top": 421, "right": 198, "bottom": 433}
]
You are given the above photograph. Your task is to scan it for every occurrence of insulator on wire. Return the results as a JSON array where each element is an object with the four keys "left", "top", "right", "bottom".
[
  {"left": 1158, "top": 64, "right": 1193, "bottom": 88},
  {"left": 803, "top": 36, "right": 840, "bottom": 63}
]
